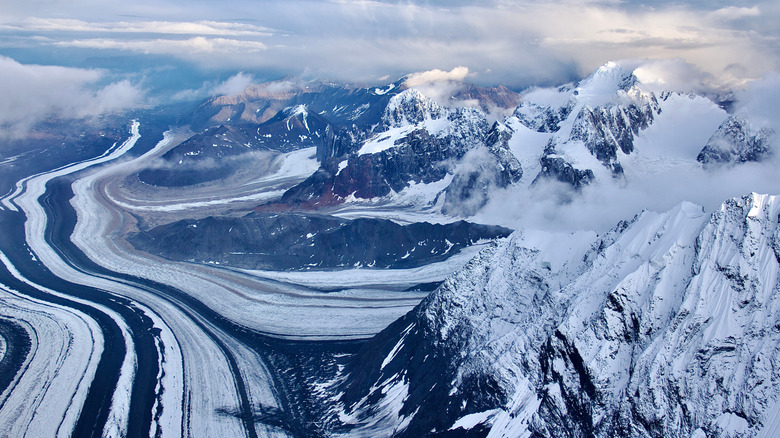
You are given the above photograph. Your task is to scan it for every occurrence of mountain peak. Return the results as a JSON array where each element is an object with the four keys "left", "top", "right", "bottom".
[
  {"left": 575, "top": 62, "right": 638, "bottom": 105},
  {"left": 284, "top": 104, "right": 309, "bottom": 118}
]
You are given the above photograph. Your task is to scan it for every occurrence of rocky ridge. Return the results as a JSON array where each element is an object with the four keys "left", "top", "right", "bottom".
[
  {"left": 329, "top": 193, "right": 780, "bottom": 437},
  {"left": 278, "top": 89, "right": 521, "bottom": 210},
  {"left": 697, "top": 115, "right": 774, "bottom": 166}
]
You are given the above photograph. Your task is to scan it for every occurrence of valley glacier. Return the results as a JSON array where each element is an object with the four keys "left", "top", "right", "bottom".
[{"left": 0, "top": 61, "right": 778, "bottom": 438}]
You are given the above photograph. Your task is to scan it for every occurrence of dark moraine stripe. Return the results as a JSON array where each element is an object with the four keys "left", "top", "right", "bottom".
[
  {"left": 40, "top": 180, "right": 162, "bottom": 438},
  {"left": 0, "top": 209, "right": 129, "bottom": 438},
  {"left": 41, "top": 162, "right": 367, "bottom": 437},
  {"left": 0, "top": 317, "right": 32, "bottom": 401}
]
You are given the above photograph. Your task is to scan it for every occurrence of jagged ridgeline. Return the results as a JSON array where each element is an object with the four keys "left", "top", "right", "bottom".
[
  {"left": 3, "top": 59, "right": 780, "bottom": 438},
  {"left": 331, "top": 194, "right": 780, "bottom": 436},
  {"left": 136, "top": 62, "right": 774, "bottom": 220}
]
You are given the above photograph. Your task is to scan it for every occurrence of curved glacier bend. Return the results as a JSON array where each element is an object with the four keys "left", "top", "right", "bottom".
[{"left": 0, "top": 120, "right": 446, "bottom": 437}]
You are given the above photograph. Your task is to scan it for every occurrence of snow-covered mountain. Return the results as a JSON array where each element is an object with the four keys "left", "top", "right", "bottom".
[
  {"left": 261, "top": 61, "right": 772, "bottom": 216},
  {"left": 697, "top": 115, "right": 774, "bottom": 167},
  {"left": 121, "top": 64, "right": 780, "bottom": 436},
  {"left": 138, "top": 62, "right": 776, "bottom": 211},
  {"left": 4, "top": 59, "right": 780, "bottom": 438},
  {"left": 279, "top": 89, "right": 520, "bottom": 211},
  {"left": 329, "top": 192, "right": 780, "bottom": 437}
]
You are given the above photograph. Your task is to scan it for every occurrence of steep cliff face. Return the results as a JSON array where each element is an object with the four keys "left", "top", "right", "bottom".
[
  {"left": 442, "top": 122, "right": 523, "bottom": 216},
  {"left": 140, "top": 63, "right": 773, "bottom": 214},
  {"left": 531, "top": 63, "right": 661, "bottom": 186},
  {"left": 279, "top": 89, "right": 510, "bottom": 208},
  {"left": 128, "top": 212, "right": 512, "bottom": 270},
  {"left": 333, "top": 193, "right": 780, "bottom": 437},
  {"left": 697, "top": 115, "right": 774, "bottom": 166}
]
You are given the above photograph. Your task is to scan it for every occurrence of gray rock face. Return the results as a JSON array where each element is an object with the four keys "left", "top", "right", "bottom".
[
  {"left": 140, "top": 80, "right": 402, "bottom": 186},
  {"left": 137, "top": 124, "right": 263, "bottom": 186},
  {"left": 533, "top": 152, "right": 595, "bottom": 189},
  {"left": 568, "top": 100, "right": 658, "bottom": 172},
  {"left": 279, "top": 90, "right": 507, "bottom": 208},
  {"left": 697, "top": 115, "right": 774, "bottom": 166},
  {"left": 442, "top": 123, "right": 523, "bottom": 216},
  {"left": 333, "top": 193, "right": 780, "bottom": 437},
  {"left": 513, "top": 85, "right": 575, "bottom": 133},
  {"left": 127, "top": 212, "right": 512, "bottom": 270},
  {"left": 518, "top": 63, "right": 662, "bottom": 188}
]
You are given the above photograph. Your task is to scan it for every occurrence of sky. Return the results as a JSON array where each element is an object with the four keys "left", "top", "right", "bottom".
[{"left": 0, "top": 0, "right": 779, "bottom": 135}]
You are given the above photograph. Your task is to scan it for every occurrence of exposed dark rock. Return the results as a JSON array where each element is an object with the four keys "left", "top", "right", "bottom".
[
  {"left": 570, "top": 103, "right": 655, "bottom": 163},
  {"left": 279, "top": 93, "right": 493, "bottom": 208},
  {"left": 697, "top": 115, "right": 774, "bottom": 167},
  {"left": 514, "top": 88, "right": 575, "bottom": 133},
  {"left": 250, "top": 105, "right": 332, "bottom": 151},
  {"left": 451, "top": 84, "right": 520, "bottom": 113},
  {"left": 563, "top": 98, "right": 658, "bottom": 179},
  {"left": 317, "top": 125, "right": 363, "bottom": 162},
  {"left": 281, "top": 129, "right": 456, "bottom": 206},
  {"left": 442, "top": 123, "right": 523, "bottom": 216},
  {"left": 339, "top": 295, "right": 509, "bottom": 438},
  {"left": 128, "top": 212, "right": 512, "bottom": 270},
  {"left": 484, "top": 122, "right": 524, "bottom": 184},
  {"left": 533, "top": 151, "right": 595, "bottom": 189},
  {"left": 139, "top": 105, "right": 338, "bottom": 187},
  {"left": 188, "top": 79, "right": 400, "bottom": 131}
]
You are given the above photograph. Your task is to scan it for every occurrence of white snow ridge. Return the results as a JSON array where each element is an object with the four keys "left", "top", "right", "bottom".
[{"left": 342, "top": 193, "right": 780, "bottom": 437}]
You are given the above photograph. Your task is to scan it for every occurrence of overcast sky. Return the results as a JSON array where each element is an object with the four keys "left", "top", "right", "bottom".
[
  {"left": 0, "top": 0, "right": 778, "bottom": 135},
  {"left": 2, "top": 0, "right": 778, "bottom": 85}
]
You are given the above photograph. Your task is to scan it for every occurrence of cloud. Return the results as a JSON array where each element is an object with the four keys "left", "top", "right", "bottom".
[
  {"left": 211, "top": 72, "right": 255, "bottom": 96},
  {"left": 399, "top": 66, "right": 480, "bottom": 107},
  {"left": 478, "top": 158, "right": 780, "bottom": 234},
  {"left": 733, "top": 73, "right": 780, "bottom": 128},
  {"left": 1, "top": 1, "right": 778, "bottom": 90},
  {"left": 56, "top": 37, "right": 267, "bottom": 55},
  {"left": 3, "top": 18, "right": 274, "bottom": 36},
  {"left": 474, "top": 68, "right": 780, "bottom": 233},
  {"left": 403, "top": 66, "right": 470, "bottom": 87},
  {"left": 0, "top": 56, "right": 143, "bottom": 137},
  {"left": 172, "top": 72, "right": 255, "bottom": 101},
  {"left": 708, "top": 6, "right": 761, "bottom": 22},
  {"left": 628, "top": 58, "right": 716, "bottom": 93}
]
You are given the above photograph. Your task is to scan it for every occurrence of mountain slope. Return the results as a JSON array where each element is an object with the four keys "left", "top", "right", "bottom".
[
  {"left": 277, "top": 89, "right": 520, "bottom": 209},
  {"left": 331, "top": 193, "right": 780, "bottom": 437},
  {"left": 697, "top": 115, "right": 774, "bottom": 166}
]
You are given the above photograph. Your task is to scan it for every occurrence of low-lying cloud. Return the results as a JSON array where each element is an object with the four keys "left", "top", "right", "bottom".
[
  {"left": 734, "top": 73, "right": 780, "bottom": 128},
  {"left": 479, "top": 160, "right": 780, "bottom": 234},
  {"left": 172, "top": 72, "right": 255, "bottom": 101},
  {"left": 475, "top": 71, "right": 780, "bottom": 233},
  {"left": 0, "top": 56, "right": 144, "bottom": 138}
]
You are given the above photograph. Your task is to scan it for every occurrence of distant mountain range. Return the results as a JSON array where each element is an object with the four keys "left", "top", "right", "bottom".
[{"left": 141, "top": 62, "right": 774, "bottom": 217}]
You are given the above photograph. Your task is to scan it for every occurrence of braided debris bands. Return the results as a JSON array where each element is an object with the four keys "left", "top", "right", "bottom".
[
  {"left": 0, "top": 119, "right": 493, "bottom": 436},
  {"left": 69, "top": 123, "right": 472, "bottom": 340}
]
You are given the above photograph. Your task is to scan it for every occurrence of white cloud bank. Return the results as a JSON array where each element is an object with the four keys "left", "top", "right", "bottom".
[
  {"left": 171, "top": 72, "right": 256, "bottom": 101},
  {"left": 57, "top": 37, "right": 267, "bottom": 55},
  {"left": 0, "top": 56, "right": 143, "bottom": 137},
  {"left": 403, "top": 66, "right": 470, "bottom": 87},
  {"left": 474, "top": 71, "right": 780, "bottom": 233},
  {"left": 2, "top": 18, "right": 273, "bottom": 36}
]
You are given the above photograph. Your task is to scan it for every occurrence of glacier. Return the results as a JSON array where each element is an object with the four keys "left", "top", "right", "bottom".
[{"left": 0, "top": 61, "right": 779, "bottom": 437}]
